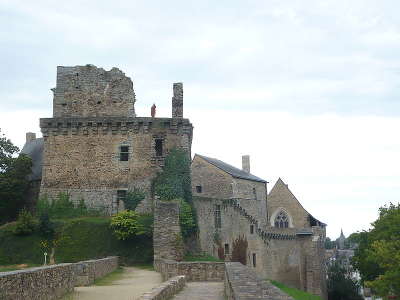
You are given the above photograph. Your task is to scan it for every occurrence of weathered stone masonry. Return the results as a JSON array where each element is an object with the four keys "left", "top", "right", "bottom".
[{"left": 39, "top": 65, "right": 193, "bottom": 214}]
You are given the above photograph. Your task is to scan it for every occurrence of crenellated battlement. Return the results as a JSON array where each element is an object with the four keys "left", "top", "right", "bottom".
[{"left": 40, "top": 117, "right": 193, "bottom": 137}]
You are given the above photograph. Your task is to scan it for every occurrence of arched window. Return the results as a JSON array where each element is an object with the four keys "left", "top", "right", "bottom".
[{"left": 274, "top": 211, "right": 289, "bottom": 228}]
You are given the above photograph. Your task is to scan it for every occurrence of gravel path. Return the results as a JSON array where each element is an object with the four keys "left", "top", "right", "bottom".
[
  {"left": 64, "top": 267, "right": 162, "bottom": 300},
  {"left": 171, "top": 282, "right": 225, "bottom": 300}
]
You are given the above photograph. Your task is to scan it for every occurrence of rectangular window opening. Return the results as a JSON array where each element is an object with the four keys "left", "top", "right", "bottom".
[
  {"left": 215, "top": 204, "right": 221, "bottom": 229},
  {"left": 252, "top": 253, "right": 256, "bottom": 268},
  {"left": 155, "top": 139, "right": 163, "bottom": 157},
  {"left": 253, "top": 187, "right": 257, "bottom": 200},
  {"left": 120, "top": 146, "right": 129, "bottom": 161},
  {"left": 250, "top": 224, "right": 254, "bottom": 234},
  {"left": 117, "top": 190, "right": 127, "bottom": 206},
  {"left": 196, "top": 185, "right": 202, "bottom": 193},
  {"left": 224, "top": 243, "right": 230, "bottom": 255}
]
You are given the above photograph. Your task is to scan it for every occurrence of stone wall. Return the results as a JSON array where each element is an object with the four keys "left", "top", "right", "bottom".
[
  {"left": 139, "top": 275, "right": 186, "bottom": 300},
  {"left": 39, "top": 117, "right": 193, "bottom": 214},
  {"left": 74, "top": 256, "right": 119, "bottom": 286},
  {"left": 225, "top": 262, "right": 294, "bottom": 300},
  {"left": 53, "top": 65, "right": 136, "bottom": 118},
  {"left": 154, "top": 259, "right": 225, "bottom": 281},
  {"left": 0, "top": 257, "right": 118, "bottom": 300},
  {"left": 153, "top": 200, "right": 184, "bottom": 261}
]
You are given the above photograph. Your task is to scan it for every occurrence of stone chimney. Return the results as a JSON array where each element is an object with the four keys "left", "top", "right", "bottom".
[
  {"left": 172, "top": 82, "right": 183, "bottom": 118},
  {"left": 26, "top": 132, "right": 36, "bottom": 143},
  {"left": 242, "top": 155, "right": 250, "bottom": 173}
]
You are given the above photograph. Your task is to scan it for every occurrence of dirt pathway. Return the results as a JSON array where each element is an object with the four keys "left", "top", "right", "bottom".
[
  {"left": 171, "top": 282, "right": 225, "bottom": 300},
  {"left": 64, "top": 267, "right": 162, "bottom": 300}
]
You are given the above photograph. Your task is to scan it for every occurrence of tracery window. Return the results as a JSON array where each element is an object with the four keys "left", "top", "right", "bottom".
[{"left": 274, "top": 211, "right": 289, "bottom": 228}]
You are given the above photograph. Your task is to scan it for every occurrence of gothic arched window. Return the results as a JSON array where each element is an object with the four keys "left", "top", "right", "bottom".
[{"left": 274, "top": 211, "right": 289, "bottom": 228}]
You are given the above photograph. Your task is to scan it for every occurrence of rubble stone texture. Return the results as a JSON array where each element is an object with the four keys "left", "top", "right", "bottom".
[{"left": 39, "top": 65, "right": 193, "bottom": 214}]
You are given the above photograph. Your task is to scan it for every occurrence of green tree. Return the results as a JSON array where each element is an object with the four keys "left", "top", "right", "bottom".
[
  {"left": 124, "top": 188, "right": 146, "bottom": 211},
  {"left": 327, "top": 262, "right": 363, "bottom": 300},
  {"left": 352, "top": 203, "right": 400, "bottom": 297},
  {"left": 110, "top": 210, "right": 152, "bottom": 240},
  {"left": 153, "top": 148, "right": 198, "bottom": 238},
  {"left": 325, "top": 237, "right": 336, "bottom": 249},
  {"left": 0, "top": 129, "right": 32, "bottom": 223}
]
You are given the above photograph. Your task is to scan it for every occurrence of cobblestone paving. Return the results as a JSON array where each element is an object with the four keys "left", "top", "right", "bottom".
[{"left": 172, "top": 282, "right": 225, "bottom": 300}]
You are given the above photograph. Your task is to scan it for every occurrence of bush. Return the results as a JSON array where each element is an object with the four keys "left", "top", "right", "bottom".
[
  {"left": 124, "top": 188, "right": 146, "bottom": 211},
  {"left": 13, "top": 209, "right": 38, "bottom": 236},
  {"left": 36, "top": 193, "right": 103, "bottom": 219},
  {"left": 179, "top": 199, "right": 197, "bottom": 238},
  {"left": 110, "top": 211, "right": 152, "bottom": 241},
  {"left": 327, "top": 262, "right": 363, "bottom": 300},
  {"left": 38, "top": 212, "right": 54, "bottom": 238}
]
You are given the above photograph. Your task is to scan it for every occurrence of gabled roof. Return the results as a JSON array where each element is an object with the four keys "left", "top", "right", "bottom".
[
  {"left": 195, "top": 154, "right": 267, "bottom": 183},
  {"left": 21, "top": 138, "right": 43, "bottom": 181},
  {"left": 271, "top": 178, "right": 326, "bottom": 227}
]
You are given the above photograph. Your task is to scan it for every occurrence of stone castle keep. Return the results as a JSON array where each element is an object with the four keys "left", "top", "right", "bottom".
[{"left": 23, "top": 65, "right": 327, "bottom": 298}]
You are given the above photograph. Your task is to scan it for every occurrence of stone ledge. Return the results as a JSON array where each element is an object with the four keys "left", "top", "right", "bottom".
[
  {"left": 225, "top": 262, "right": 294, "bottom": 300},
  {"left": 154, "top": 258, "right": 225, "bottom": 282},
  {"left": 139, "top": 275, "right": 186, "bottom": 300}
]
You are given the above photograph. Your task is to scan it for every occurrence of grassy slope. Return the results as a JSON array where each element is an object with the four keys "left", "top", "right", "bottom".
[
  {"left": 271, "top": 280, "right": 323, "bottom": 300},
  {"left": 0, "top": 217, "right": 153, "bottom": 266}
]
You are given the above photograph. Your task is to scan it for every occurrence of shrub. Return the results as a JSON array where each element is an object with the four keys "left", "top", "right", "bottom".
[
  {"left": 231, "top": 235, "right": 248, "bottom": 265},
  {"left": 110, "top": 210, "right": 152, "bottom": 241},
  {"left": 124, "top": 188, "right": 146, "bottom": 211},
  {"left": 38, "top": 212, "right": 54, "bottom": 238},
  {"left": 179, "top": 199, "right": 197, "bottom": 238},
  {"left": 13, "top": 209, "right": 38, "bottom": 236}
]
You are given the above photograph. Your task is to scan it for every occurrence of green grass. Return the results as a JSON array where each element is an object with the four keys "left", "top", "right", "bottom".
[
  {"left": 133, "top": 263, "right": 154, "bottom": 270},
  {"left": 183, "top": 253, "right": 223, "bottom": 262},
  {"left": 270, "top": 280, "right": 323, "bottom": 300},
  {"left": 93, "top": 267, "right": 125, "bottom": 286},
  {"left": 0, "top": 216, "right": 153, "bottom": 266}
]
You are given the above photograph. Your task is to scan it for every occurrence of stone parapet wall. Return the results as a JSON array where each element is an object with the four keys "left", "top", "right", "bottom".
[
  {"left": 224, "top": 262, "right": 294, "bottom": 300},
  {"left": 0, "top": 263, "right": 76, "bottom": 300},
  {"left": 74, "top": 256, "right": 119, "bottom": 286},
  {"left": 0, "top": 256, "right": 118, "bottom": 300},
  {"left": 139, "top": 275, "right": 186, "bottom": 300},
  {"left": 154, "top": 259, "right": 225, "bottom": 281}
]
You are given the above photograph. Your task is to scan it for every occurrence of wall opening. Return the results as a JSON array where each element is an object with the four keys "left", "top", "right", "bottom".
[
  {"left": 224, "top": 243, "right": 230, "bottom": 255},
  {"left": 252, "top": 253, "right": 256, "bottom": 268},
  {"left": 196, "top": 185, "right": 202, "bottom": 193},
  {"left": 120, "top": 146, "right": 129, "bottom": 161},
  {"left": 250, "top": 224, "right": 254, "bottom": 234},
  {"left": 274, "top": 210, "right": 289, "bottom": 228},
  {"left": 253, "top": 187, "right": 257, "bottom": 200},
  {"left": 214, "top": 204, "right": 221, "bottom": 229},
  {"left": 155, "top": 139, "right": 163, "bottom": 157},
  {"left": 117, "top": 190, "right": 127, "bottom": 212}
]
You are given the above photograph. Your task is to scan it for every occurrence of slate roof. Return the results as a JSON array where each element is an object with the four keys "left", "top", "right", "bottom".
[
  {"left": 21, "top": 138, "right": 43, "bottom": 181},
  {"left": 195, "top": 154, "right": 267, "bottom": 183}
]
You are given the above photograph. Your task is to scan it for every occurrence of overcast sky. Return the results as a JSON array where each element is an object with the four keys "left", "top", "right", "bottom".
[{"left": 1, "top": 0, "right": 400, "bottom": 239}]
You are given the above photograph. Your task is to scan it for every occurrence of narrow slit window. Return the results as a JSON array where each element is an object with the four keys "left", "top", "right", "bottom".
[
  {"left": 250, "top": 224, "right": 254, "bottom": 234},
  {"left": 120, "top": 146, "right": 129, "bottom": 161},
  {"left": 252, "top": 253, "right": 256, "bottom": 268},
  {"left": 155, "top": 139, "right": 163, "bottom": 157},
  {"left": 224, "top": 243, "right": 230, "bottom": 255},
  {"left": 215, "top": 204, "right": 221, "bottom": 229},
  {"left": 253, "top": 187, "right": 257, "bottom": 200},
  {"left": 196, "top": 185, "right": 202, "bottom": 193}
]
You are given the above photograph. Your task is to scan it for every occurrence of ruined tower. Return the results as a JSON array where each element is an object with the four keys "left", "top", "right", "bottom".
[{"left": 40, "top": 65, "right": 193, "bottom": 214}]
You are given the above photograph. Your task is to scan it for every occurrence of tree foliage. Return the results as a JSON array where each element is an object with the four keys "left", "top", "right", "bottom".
[
  {"left": 327, "top": 262, "right": 363, "bottom": 300},
  {"left": 13, "top": 209, "right": 38, "bottom": 236},
  {"left": 123, "top": 188, "right": 146, "bottom": 211},
  {"left": 0, "top": 129, "right": 32, "bottom": 223},
  {"left": 153, "top": 148, "right": 198, "bottom": 238},
  {"left": 110, "top": 210, "right": 153, "bottom": 241},
  {"left": 352, "top": 203, "right": 400, "bottom": 297}
]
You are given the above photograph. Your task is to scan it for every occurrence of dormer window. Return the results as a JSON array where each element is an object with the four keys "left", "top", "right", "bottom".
[{"left": 120, "top": 146, "right": 129, "bottom": 161}]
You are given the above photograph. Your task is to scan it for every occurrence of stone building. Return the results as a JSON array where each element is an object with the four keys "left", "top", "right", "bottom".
[
  {"left": 35, "top": 65, "right": 193, "bottom": 214},
  {"left": 191, "top": 154, "right": 327, "bottom": 298}
]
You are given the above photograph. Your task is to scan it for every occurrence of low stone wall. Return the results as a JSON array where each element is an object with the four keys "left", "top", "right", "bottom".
[
  {"left": 0, "top": 256, "right": 118, "bottom": 300},
  {"left": 139, "top": 275, "right": 186, "bottom": 300},
  {"left": 74, "top": 256, "right": 119, "bottom": 286},
  {"left": 225, "top": 262, "right": 294, "bottom": 300},
  {"left": 154, "top": 258, "right": 225, "bottom": 281}
]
